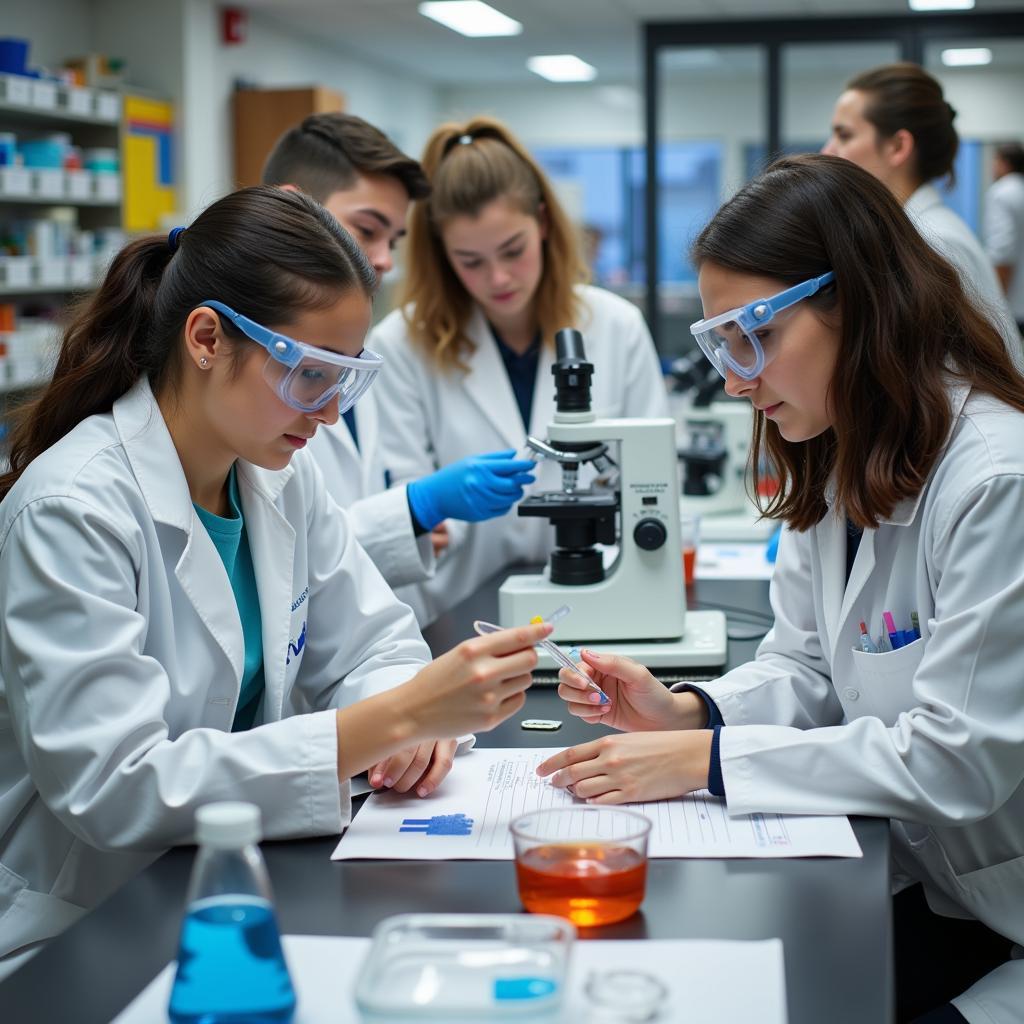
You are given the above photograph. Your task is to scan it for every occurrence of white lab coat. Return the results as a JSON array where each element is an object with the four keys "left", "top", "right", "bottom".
[
  {"left": 0, "top": 378, "right": 429, "bottom": 968},
  {"left": 369, "top": 285, "right": 669, "bottom": 624},
  {"left": 907, "top": 183, "right": 1024, "bottom": 371},
  {"left": 307, "top": 393, "right": 435, "bottom": 588},
  {"left": 703, "top": 383, "right": 1024, "bottom": 1023},
  {"left": 984, "top": 171, "right": 1024, "bottom": 323}
]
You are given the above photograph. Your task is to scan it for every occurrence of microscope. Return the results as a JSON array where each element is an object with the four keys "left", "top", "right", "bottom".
[
  {"left": 669, "top": 354, "right": 775, "bottom": 542},
  {"left": 498, "top": 330, "right": 727, "bottom": 670}
]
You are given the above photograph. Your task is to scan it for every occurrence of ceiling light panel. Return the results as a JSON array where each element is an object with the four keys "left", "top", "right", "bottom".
[
  {"left": 526, "top": 54, "right": 598, "bottom": 82},
  {"left": 418, "top": 1, "right": 522, "bottom": 37}
]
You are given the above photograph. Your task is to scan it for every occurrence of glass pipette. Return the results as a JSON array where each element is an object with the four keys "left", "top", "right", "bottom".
[{"left": 472, "top": 605, "right": 611, "bottom": 705}]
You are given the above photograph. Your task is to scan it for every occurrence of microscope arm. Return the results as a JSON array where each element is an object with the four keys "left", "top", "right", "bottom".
[{"left": 524, "top": 435, "right": 610, "bottom": 465}]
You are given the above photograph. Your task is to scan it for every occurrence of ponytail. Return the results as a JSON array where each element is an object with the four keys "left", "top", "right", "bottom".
[
  {"left": 0, "top": 185, "right": 374, "bottom": 501},
  {"left": 401, "top": 115, "right": 587, "bottom": 369},
  {"left": 846, "top": 63, "right": 960, "bottom": 188}
]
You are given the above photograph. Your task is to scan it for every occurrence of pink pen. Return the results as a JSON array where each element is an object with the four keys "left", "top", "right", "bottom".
[{"left": 882, "top": 611, "right": 901, "bottom": 650}]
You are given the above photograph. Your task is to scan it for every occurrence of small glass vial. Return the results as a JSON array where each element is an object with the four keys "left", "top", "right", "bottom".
[
  {"left": 168, "top": 802, "right": 296, "bottom": 1024},
  {"left": 584, "top": 968, "right": 668, "bottom": 1022}
]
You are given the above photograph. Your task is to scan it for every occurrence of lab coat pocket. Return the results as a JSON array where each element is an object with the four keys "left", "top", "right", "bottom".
[
  {"left": 849, "top": 638, "right": 926, "bottom": 726},
  {"left": 954, "top": 854, "right": 1024, "bottom": 945},
  {"left": 0, "top": 862, "right": 84, "bottom": 958}
]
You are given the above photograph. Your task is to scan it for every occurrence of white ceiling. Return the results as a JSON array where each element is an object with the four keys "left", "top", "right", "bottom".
[{"left": 245, "top": 0, "right": 1024, "bottom": 85}]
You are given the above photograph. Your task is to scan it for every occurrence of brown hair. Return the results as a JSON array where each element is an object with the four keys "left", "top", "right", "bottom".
[
  {"left": 995, "top": 141, "right": 1024, "bottom": 175},
  {"left": 400, "top": 116, "right": 588, "bottom": 369},
  {"left": 0, "top": 186, "right": 374, "bottom": 501},
  {"left": 690, "top": 153, "right": 1024, "bottom": 532},
  {"left": 261, "top": 112, "right": 430, "bottom": 202},
  {"left": 847, "top": 62, "right": 959, "bottom": 188}
]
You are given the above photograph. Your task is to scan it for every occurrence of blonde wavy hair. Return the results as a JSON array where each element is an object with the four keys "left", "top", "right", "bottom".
[{"left": 400, "top": 116, "right": 589, "bottom": 370}]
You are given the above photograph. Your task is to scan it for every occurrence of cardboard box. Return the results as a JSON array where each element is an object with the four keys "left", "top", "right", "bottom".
[{"left": 233, "top": 86, "right": 344, "bottom": 188}]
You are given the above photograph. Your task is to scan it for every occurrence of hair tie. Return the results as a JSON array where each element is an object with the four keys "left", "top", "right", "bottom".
[
  {"left": 457, "top": 133, "right": 473, "bottom": 146},
  {"left": 167, "top": 226, "right": 186, "bottom": 253}
]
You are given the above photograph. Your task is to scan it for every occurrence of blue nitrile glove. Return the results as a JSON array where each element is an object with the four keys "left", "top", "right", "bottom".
[
  {"left": 766, "top": 525, "right": 782, "bottom": 563},
  {"left": 406, "top": 449, "right": 536, "bottom": 531}
]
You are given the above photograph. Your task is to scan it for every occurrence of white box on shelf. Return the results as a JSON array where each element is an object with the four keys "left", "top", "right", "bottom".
[
  {"left": 32, "top": 169, "right": 64, "bottom": 199},
  {"left": 92, "top": 174, "right": 121, "bottom": 202},
  {"left": 61, "top": 85, "right": 93, "bottom": 116},
  {"left": 34, "top": 258, "right": 69, "bottom": 288},
  {"left": 30, "top": 80, "right": 59, "bottom": 110},
  {"left": 68, "top": 255, "right": 94, "bottom": 286},
  {"left": 94, "top": 91, "right": 121, "bottom": 121},
  {"left": 0, "top": 167, "right": 32, "bottom": 198},
  {"left": 66, "top": 170, "right": 93, "bottom": 200},
  {"left": 0, "top": 74, "right": 32, "bottom": 106},
  {"left": 0, "top": 256, "right": 33, "bottom": 289}
]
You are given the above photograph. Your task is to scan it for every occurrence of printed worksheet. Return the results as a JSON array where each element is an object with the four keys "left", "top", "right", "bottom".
[{"left": 332, "top": 748, "right": 862, "bottom": 860}]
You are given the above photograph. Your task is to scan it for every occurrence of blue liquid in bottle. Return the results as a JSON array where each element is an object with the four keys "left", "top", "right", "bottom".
[{"left": 169, "top": 895, "right": 296, "bottom": 1024}]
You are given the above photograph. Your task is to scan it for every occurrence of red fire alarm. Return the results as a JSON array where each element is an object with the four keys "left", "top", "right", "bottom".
[{"left": 222, "top": 7, "right": 247, "bottom": 45}]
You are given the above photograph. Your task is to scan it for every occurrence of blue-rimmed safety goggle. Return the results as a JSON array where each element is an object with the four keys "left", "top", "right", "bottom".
[
  {"left": 689, "top": 271, "right": 836, "bottom": 381},
  {"left": 201, "top": 300, "right": 383, "bottom": 414}
]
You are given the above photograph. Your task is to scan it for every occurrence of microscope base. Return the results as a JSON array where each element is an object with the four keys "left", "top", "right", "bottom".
[{"left": 534, "top": 609, "right": 728, "bottom": 670}]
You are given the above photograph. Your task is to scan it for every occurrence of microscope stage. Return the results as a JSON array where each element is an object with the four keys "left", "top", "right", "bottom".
[{"left": 534, "top": 609, "right": 727, "bottom": 671}]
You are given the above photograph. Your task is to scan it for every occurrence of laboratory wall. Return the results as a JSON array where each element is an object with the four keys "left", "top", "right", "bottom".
[{"left": 178, "top": 1, "right": 441, "bottom": 217}]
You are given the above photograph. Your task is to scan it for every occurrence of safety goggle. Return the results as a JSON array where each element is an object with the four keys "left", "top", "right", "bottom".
[
  {"left": 689, "top": 271, "right": 835, "bottom": 381},
  {"left": 201, "top": 300, "right": 383, "bottom": 414}
]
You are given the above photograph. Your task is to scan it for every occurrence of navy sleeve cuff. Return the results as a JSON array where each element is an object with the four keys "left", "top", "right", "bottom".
[
  {"left": 707, "top": 725, "right": 726, "bottom": 798},
  {"left": 681, "top": 684, "right": 725, "bottom": 728}
]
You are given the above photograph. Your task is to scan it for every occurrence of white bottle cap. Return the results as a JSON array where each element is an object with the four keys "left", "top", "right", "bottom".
[{"left": 195, "top": 801, "right": 262, "bottom": 848}]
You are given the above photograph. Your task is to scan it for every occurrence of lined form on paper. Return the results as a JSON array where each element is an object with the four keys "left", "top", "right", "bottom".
[{"left": 332, "top": 748, "right": 862, "bottom": 861}]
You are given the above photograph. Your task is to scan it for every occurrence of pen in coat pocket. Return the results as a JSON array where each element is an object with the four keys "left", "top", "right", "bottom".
[{"left": 858, "top": 621, "right": 879, "bottom": 654}]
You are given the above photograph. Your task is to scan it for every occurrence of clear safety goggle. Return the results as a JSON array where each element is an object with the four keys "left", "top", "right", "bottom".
[
  {"left": 689, "top": 271, "right": 835, "bottom": 381},
  {"left": 201, "top": 299, "right": 383, "bottom": 414}
]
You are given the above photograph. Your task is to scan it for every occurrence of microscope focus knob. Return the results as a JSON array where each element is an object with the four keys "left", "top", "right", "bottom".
[{"left": 633, "top": 518, "right": 667, "bottom": 551}]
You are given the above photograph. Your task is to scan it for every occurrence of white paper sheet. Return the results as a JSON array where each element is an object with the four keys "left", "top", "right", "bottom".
[
  {"left": 112, "top": 933, "right": 787, "bottom": 1024},
  {"left": 332, "top": 748, "right": 861, "bottom": 861},
  {"left": 696, "top": 541, "right": 775, "bottom": 580}
]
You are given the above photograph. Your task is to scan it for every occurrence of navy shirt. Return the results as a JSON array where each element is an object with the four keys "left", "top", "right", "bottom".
[{"left": 490, "top": 324, "right": 541, "bottom": 431}]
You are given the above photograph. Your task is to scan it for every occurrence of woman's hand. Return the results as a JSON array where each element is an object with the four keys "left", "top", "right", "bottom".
[
  {"left": 402, "top": 621, "right": 551, "bottom": 740},
  {"left": 557, "top": 650, "right": 708, "bottom": 732},
  {"left": 369, "top": 738, "right": 458, "bottom": 798},
  {"left": 430, "top": 522, "right": 450, "bottom": 557},
  {"left": 536, "top": 731, "right": 713, "bottom": 805}
]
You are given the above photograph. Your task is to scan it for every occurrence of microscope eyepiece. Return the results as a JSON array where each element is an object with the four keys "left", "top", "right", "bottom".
[{"left": 552, "top": 328, "right": 593, "bottom": 413}]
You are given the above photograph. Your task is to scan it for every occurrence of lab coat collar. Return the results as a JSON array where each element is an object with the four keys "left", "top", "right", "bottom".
[
  {"left": 823, "top": 380, "right": 971, "bottom": 527},
  {"left": 905, "top": 183, "right": 943, "bottom": 219},
  {"left": 112, "top": 377, "right": 295, "bottom": 526},
  {"left": 112, "top": 377, "right": 196, "bottom": 533},
  {"left": 460, "top": 306, "right": 530, "bottom": 449},
  {"left": 113, "top": 377, "right": 246, "bottom": 684}
]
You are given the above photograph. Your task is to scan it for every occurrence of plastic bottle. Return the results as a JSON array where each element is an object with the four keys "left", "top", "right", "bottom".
[{"left": 168, "top": 802, "right": 296, "bottom": 1024}]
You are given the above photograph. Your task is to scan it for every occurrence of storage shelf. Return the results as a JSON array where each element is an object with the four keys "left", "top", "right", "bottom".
[
  {"left": 0, "top": 96, "right": 120, "bottom": 128},
  {"left": 0, "top": 193, "right": 120, "bottom": 207},
  {"left": 0, "top": 376, "right": 48, "bottom": 394},
  {"left": 0, "top": 281, "right": 99, "bottom": 297}
]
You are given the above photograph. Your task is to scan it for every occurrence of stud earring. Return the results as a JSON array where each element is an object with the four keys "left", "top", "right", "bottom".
[{"left": 199, "top": 357, "right": 209, "bottom": 368}]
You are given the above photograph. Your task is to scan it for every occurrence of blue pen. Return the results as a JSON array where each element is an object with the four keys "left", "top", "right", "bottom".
[{"left": 910, "top": 611, "right": 921, "bottom": 641}]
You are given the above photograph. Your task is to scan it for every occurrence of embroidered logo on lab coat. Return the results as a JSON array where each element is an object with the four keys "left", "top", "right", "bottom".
[{"left": 286, "top": 620, "right": 307, "bottom": 665}]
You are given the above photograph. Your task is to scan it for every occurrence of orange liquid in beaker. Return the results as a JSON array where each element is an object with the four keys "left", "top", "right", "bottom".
[
  {"left": 515, "top": 844, "right": 647, "bottom": 927},
  {"left": 682, "top": 546, "right": 697, "bottom": 585}
]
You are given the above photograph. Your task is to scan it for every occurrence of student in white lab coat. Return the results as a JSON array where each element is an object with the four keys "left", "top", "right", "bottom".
[
  {"left": 261, "top": 113, "right": 536, "bottom": 588},
  {"left": 821, "top": 62, "right": 1023, "bottom": 370},
  {"left": 371, "top": 116, "right": 669, "bottom": 625},
  {"left": 539, "top": 155, "right": 1024, "bottom": 1024},
  {"left": 0, "top": 186, "right": 549, "bottom": 976}
]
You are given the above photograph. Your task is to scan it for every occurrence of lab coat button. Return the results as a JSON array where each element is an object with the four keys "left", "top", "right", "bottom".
[{"left": 842, "top": 687, "right": 860, "bottom": 701}]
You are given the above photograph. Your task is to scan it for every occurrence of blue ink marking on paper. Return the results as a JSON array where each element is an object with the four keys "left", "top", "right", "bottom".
[{"left": 399, "top": 813, "right": 474, "bottom": 836}]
